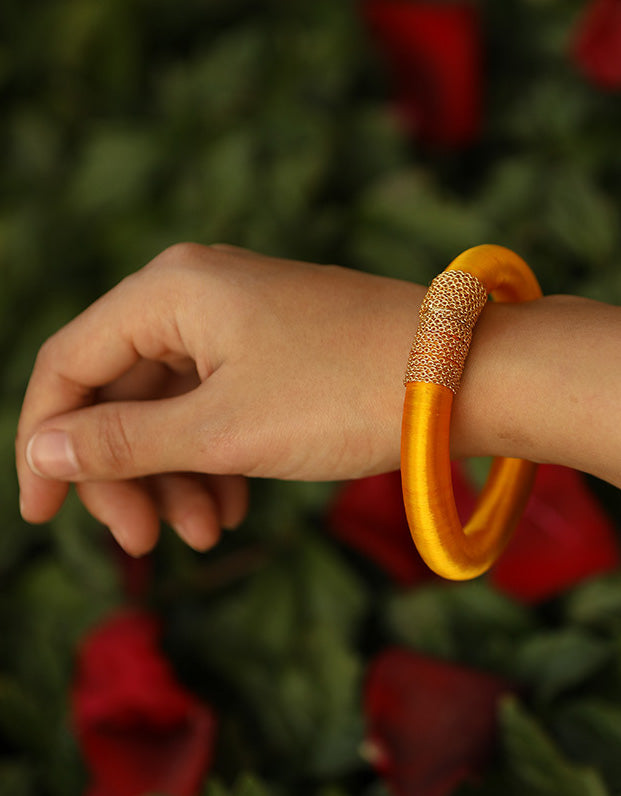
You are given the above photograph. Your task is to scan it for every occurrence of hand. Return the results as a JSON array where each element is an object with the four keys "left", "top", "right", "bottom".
[
  {"left": 17, "top": 242, "right": 621, "bottom": 558},
  {"left": 16, "top": 244, "right": 425, "bottom": 555}
]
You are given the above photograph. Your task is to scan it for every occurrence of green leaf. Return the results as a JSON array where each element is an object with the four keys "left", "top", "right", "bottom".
[
  {"left": 7, "top": 109, "right": 62, "bottom": 186},
  {"left": 261, "top": 110, "right": 331, "bottom": 219},
  {"left": 565, "top": 574, "right": 621, "bottom": 633},
  {"left": 386, "top": 585, "right": 456, "bottom": 659},
  {"left": 477, "top": 156, "right": 541, "bottom": 227},
  {"left": 387, "top": 581, "right": 535, "bottom": 673},
  {"left": 234, "top": 773, "right": 276, "bottom": 796},
  {"left": 68, "top": 125, "right": 162, "bottom": 215},
  {"left": 515, "top": 629, "right": 612, "bottom": 703},
  {"left": 293, "top": 535, "right": 367, "bottom": 642},
  {"left": 352, "top": 170, "right": 492, "bottom": 282},
  {"left": 0, "top": 677, "right": 47, "bottom": 754},
  {"left": 169, "top": 130, "right": 256, "bottom": 240},
  {"left": 182, "top": 536, "right": 365, "bottom": 777},
  {"left": 544, "top": 169, "right": 618, "bottom": 264},
  {"left": 0, "top": 762, "right": 36, "bottom": 796},
  {"left": 49, "top": 488, "right": 122, "bottom": 602},
  {"left": 579, "top": 268, "right": 621, "bottom": 306},
  {"left": 500, "top": 697, "right": 609, "bottom": 796},
  {"left": 553, "top": 700, "right": 621, "bottom": 794},
  {"left": 501, "top": 76, "right": 590, "bottom": 148},
  {"left": 203, "top": 782, "right": 230, "bottom": 796},
  {"left": 7, "top": 559, "right": 118, "bottom": 709},
  {"left": 202, "top": 773, "right": 276, "bottom": 796},
  {"left": 157, "top": 26, "right": 265, "bottom": 125}
]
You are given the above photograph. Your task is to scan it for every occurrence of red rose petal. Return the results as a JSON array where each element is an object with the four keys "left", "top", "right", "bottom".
[
  {"left": 364, "top": 648, "right": 511, "bottom": 796},
  {"left": 491, "top": 465, "right": 619, "bottom": 603},
  {"left": 72, "top": 610, "right": 216, "bottom": 796},
  {"left": 572, "top": 0, "right": 621, "bottom": 89},
  {"left": 362, "top": 1, "right": 483, "bottom": 146}
]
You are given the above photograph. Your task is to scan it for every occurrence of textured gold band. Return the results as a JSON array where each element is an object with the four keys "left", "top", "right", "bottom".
[{"left": 404, "top": 269, "right": 488, "bottom": 394}]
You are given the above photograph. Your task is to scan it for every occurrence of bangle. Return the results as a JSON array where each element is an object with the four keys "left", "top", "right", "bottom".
[{"left": 401, "top": 244, "right": 543, "bottom": 580}]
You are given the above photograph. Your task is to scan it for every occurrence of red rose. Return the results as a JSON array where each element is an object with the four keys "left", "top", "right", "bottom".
[
  {"left": 72, "top": 610, "right": 216, "bottom": 796},
  {"left": 328, "top": 464, "right": 476, "bottom": 586},
  {"left": 364, "top": 648, "right": 511, "bottom": 796},
  {"left": 361, "top": 1, "right": 482, "bottom": 146},
  {"left": 491, "top": 464, "right": 619, "bottom": 603},
  {"left": 329, "top": 463, "right": 618, "bottom": 603},
  {"left": 571, "top": 0, "right": 621, "bottom": 89}
]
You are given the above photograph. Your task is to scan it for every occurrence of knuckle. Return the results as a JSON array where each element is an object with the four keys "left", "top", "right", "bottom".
[
  {"left": 144, "top": 242, "right": 216, "bottom": 287},
  {"left": 35, "top": 334, "right": 59, "bottom": 369},
  {"left": 208, "top": 242, "right": 241, "bottom": 254},
  {"left": 158, "top": 242, "right": 204, "bottom": 269},
  {"left": 97, "top": 406, "right": 135, "bottom": 474}
]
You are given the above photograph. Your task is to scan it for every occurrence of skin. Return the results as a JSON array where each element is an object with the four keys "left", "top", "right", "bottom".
[{"left": 15, "top": 243, "right": 621, "bottom": 556}]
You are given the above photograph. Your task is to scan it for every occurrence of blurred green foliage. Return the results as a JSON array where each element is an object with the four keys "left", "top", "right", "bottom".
[{"left": 2, "top": 0, "right": 621, "bottom": 794}]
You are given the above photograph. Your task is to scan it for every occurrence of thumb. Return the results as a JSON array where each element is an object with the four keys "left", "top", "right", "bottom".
[{"left": 25, "top": 392, "right": 222, "bottom": 482}]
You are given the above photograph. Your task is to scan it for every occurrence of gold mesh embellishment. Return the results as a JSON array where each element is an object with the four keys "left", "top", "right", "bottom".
[{"left": 404, "top": 269, "right": 488, "bottom": 393}]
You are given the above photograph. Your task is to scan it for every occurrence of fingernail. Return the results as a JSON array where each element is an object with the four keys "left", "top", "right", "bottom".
[{"left": 26, "top": 430, "right": 80, "bottom": 479}]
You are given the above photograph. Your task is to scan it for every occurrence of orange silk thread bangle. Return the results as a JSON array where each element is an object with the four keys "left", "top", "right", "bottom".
[{"left": 401, "top": 244, "right": 543, "bottom": 580}]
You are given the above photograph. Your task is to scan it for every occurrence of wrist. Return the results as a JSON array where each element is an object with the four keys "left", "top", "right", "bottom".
[
  {"left": 374, "top": 274, "right": 542, "bottom": 472},
  {"left": 450, "top": 297, "right": 542, "bottom": 462},
  {"left": 453, "top": 293, "right": 621, "bottom": 488},
  {"left": 364, "top": 273, "right": 537, "bottom": 475}
]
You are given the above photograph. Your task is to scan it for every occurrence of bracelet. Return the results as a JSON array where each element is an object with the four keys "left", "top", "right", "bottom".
[{"left": 401, "top": 244, "right": 543, "bottom": 580}]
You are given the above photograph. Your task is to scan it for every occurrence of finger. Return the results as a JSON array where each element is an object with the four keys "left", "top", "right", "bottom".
[
  {"left": 19, "top": 361, "right": 184, "bottom": 523},
  {"left": 204, "top": 474, "right": 249, "bottom": 529},
  {"left": 23, "top": 388, "right": 218, "bottom": 486},
  {"left": 16, "top": 262, "right": 209, "bottom": 520},
  {"left": 76, "top": 479, "right": 160, "bottom": 557},
  {"left": 151, "top": 473, "right": 222, "bottom": 552}
]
